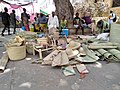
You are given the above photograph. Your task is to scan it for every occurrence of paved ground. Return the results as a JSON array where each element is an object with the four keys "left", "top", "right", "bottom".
[{"left": 0, "top": 28, "right": 120, "bottom": 90}]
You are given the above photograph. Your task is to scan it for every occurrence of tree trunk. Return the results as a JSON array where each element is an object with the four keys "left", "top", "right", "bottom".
[{"left": 53, "top": 0, "right": 74, "bottom": 20}]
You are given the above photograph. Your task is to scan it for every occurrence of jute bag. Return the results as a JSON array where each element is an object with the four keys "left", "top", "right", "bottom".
[{"left": 6, "top": 45, "right": 26, "bottom": 61}]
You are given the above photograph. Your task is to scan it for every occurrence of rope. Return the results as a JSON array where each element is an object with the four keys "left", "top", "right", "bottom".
[{"left": 39, "top": 0, "right": 47, "bottom": 5}]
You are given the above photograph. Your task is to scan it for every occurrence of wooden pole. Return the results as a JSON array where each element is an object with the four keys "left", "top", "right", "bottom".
[
  {"left": 39, "top": 49, "right": 42, "bottom": 60},
  {"left": 0, "top": 53, "right": 9, "bottom": 72}
]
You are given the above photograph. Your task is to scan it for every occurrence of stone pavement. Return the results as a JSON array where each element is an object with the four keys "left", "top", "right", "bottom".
[{"left": 0, "top": 29, "right": 120, "bottom": 90}]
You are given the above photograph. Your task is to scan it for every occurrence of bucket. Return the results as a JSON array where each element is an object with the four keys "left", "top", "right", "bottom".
[
  {"left": 6, "top": 45, "right": 26, "bottom": 61},
  {"left": 61, "top": 29, "right": 69, "bottom": 37}
]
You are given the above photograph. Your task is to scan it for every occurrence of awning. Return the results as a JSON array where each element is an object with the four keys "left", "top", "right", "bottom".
[{"left": 40, "top": 9, "right": 48, "bottom": 15}]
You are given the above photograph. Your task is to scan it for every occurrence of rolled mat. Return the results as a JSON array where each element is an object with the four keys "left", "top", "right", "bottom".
[
  {"left": 97, "top": 49, "right": 113, "bottom": 59},
  {"left": 88, "top": 45, "right": 117, "bottom": 49},
  {"left": 108, "top": 49, "right": 120, "bottom": 60}
]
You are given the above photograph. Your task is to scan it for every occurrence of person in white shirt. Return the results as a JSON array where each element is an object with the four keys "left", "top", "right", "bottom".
[{"left": 48, "top": 11, "right": 59, "bottom": 30}]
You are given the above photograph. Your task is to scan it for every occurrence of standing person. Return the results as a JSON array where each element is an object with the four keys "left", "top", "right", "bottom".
[
  {"left": 48, "top": 11, "right": 59, "bottom": 30},
  {"left": 21, "top": 8, "right": 30, "bottom": 31},
  {"left": 10, "top": 10, "right": 16, "bottom": 34},
  {"left": 39, "top": 13, "right": 47, "bottom": 32},
  {"left": 73, "top": 12, "right": 84, "bottom": 35},
  {"left": 1, "top": 7, "right": 11, "bottom": 36},
  {"left": 108, "top": 10, "right": 116, "bottom": 30}
]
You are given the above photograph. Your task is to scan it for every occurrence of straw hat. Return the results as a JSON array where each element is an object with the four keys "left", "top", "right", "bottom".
[
  {"left": 57, "top": 38, "right": 67, "bottom": 50},
  {"left": 67, "top": 38, "right": 72, "bottom": 43},
  {"left": 67, "top": 41, "right": 80, "bottom": 50},
  {"left": 66, "top": 48, "right": 79, "bottom": 59},
  {"left": 53, "top": 31, "right": 60, "bottom": 40},
  {"left": 49, "top": 27, "right": 58, "bottom": 35},
  {"left": 79, "top": 47, "right": 86, "bottom": 56}
]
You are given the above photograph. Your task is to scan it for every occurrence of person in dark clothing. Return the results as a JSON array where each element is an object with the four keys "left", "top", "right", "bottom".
[
  {"left": 10, "top": 10, "right": 16, "bottom": 34},
  {"left": 73, "top": 12, "right": 84, "bottom": 35},
  {"left": 1, "top": 7, "right": 11, "bottom": 36},
  {"left": 21, "top": 8, "right": 30, "bottom": 31}
]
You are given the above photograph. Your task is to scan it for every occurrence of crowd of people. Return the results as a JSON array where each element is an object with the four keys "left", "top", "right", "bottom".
[{"left": 0, "top": 7, "right": 117, "bottom": 36}]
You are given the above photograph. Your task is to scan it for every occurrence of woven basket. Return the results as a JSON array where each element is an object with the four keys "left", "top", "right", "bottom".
[
  {"left": 26, "top": 44, "right": 33, "bottom": 55},
  {"left": 6, "top": 45, "right": 26, "bottom": 61}
]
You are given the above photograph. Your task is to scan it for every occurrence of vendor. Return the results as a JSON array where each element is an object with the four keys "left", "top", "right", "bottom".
[
  {"left": 82, "top": 12, "right": 96, "bottom": 35},
  {"left": 82, "top": 12, "right": 92, "bottom": 26},
  {"left": 97, "top": 19, "right": 109, "bottom": 33},
  {"left": 73, "top": 12, "right": 84, "bottom": 35},
  {"left": 60, "top": 15, "right": 67, "bottom": 29},
  {"left": 39, "top": 13, "right": 47, "bottom": 32}
]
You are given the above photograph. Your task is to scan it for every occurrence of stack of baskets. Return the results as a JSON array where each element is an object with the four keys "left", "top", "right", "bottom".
[{"left": 5, "top": 36, "right": 26, "bottom": 61}]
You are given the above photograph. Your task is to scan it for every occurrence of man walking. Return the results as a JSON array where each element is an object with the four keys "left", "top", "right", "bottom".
[{"left": 1, "top": 7, "right": 11, "bottom": 36}]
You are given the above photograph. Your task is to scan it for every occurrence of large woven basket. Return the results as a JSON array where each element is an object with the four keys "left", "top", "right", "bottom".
[{"left": 6, "top": 45, "right": 26, "bottom": 61}]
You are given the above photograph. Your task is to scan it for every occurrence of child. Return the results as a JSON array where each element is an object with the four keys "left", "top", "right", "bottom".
[{"left": 33, "top": 17, "right": 40, "bottom": 32}]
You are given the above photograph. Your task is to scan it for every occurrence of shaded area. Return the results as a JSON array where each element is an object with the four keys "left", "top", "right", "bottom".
[{"left": 113, "top": 0, "right": 120, "bottom": 7}]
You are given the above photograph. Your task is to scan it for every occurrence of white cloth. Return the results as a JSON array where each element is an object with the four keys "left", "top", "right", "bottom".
[
  {"left": 48, "top": 15, "right": 59, "bottom": 30},
  {"left": 108, "top": 13, "right": 116, "bottom": 24},
  {"left": 74, "top": 25, "right": 79, "bottom": 28},
  {"left": 97, "top": 33, "right": 109, "bottom": 41}
]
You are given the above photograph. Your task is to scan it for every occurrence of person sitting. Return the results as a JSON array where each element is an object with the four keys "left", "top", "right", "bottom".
[
  {"left": 82, "top": 12, "right": 92, "bottom": 28},
  {"left": 82, "top": 12, "right": 97, "bottom": 35},
  {"left": 39, "top": 13, "right": 47, "bottom": 32},
  {"left": 33, "top": 17, "right": 40, "bottom": 32},
  {"left": 73, "top": 12, "right": 84, "bottom": 35},
  {"left": 61, "top": 15, "right": 67, "bottom": 29}
]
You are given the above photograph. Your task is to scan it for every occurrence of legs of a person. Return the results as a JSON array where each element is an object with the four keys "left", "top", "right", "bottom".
[
  {"left": 75, "top": 28, "right": 78, "bottom": 34},
  {"left": 1, "top": 24, "right": 7, "bottom": 36},
  {"left": 80, "top": 25, "right": 84, "bottom": 35},
  {"left": 13, "top": 23, "right": 16, "bottom": 34},
  {"left": 109, "top": 23, "right": 111, "bottom": 30},
  {"left": 91, "top": 23, "right": 96, "bottom": 35},
  {"left": 7, "top": 24, "right": 11, "bottom": 35},
  {"left": 25, "top": 24, "right": 30, "bottom": 31}
]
